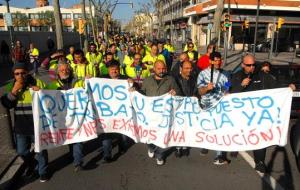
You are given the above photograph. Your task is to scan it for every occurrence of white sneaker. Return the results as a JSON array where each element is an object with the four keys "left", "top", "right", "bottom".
[
  {"left": 156, "top": 159, "right": 165, "bottom": 166},
  {"left": 148, "top": 149, "right": 154, "bottom": 158}
]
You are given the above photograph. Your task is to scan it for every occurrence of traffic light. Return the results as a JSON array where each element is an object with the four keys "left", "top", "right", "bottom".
[
  {"left": 78, "top": 19, "right": 86, "bottom": 34},
  {"left": 244, "top": 20, "right": 249, "bottom": 29},
  {"left": 277, "top": 17, "right": 285, "bottom": 29},
  {"left": 224, "top": 13, "right": 231, "bottom": 28}
]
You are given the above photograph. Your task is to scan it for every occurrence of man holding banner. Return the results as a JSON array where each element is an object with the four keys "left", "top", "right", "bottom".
[
  {"left": 100, "top": 60, "right": 133, "bottom": 163},
  {"left": 230, "top": 54, "right": 277, "bottom": 173},
  {"left": 197, "top": 51, "right": 230, "bottom": 165},
  {"left": 140, "top": 60, "right": 181, "bottom": 165},
  {"left": 46, "top": 61, "right": 84, "bottom": 172},
  {"left": 174, "top": 60, "right": 198, "bottom": 157}
]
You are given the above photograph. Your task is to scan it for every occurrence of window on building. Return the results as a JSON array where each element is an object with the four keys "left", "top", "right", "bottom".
[
  {"left": 14, "top": 26, "right": 29, "bottom": 31},
  {"left": 73, "top": 13, "right": 82, "bottom": 19},
  {"left": 29, "top": 13, "right": 39, "bottom": 19},
  {"left": 30, "top": 26, "right": 49, "bottom": 32},
  {"left": 0, "top": 13, "right": 3, "bottom": 19},
  {"left": 62, "top": 13, "right": 71, "bottom": 19}
]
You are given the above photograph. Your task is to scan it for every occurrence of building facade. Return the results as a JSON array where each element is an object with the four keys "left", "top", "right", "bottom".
[
  {"left": 155, "top": 0, "right": 191, "bottom": 44},
  {"left": 184, "top": 0, "right": 300, "bottom": 50},
  {"left": 0, "top": 3, "right": 95, "bottom": 33}
]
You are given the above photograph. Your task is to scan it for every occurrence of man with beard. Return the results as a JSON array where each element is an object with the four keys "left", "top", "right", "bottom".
[
  {"left": 140, "top": 60, "right": 181, "bottom": 165},
  {"left": 46, "top": 61, "right": 84, "bottom": 172}
]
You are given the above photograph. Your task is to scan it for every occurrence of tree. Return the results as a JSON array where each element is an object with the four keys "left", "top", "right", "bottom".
[
  {"left": 53, "top": 0, "right": 64, "bottom": 49},
  {"left": 136, "top": 1, "right": 155, "bottom": 38},
  {"left": 90, "top": 0, "right": 120, "bottom": 40},
  {"left": 211, "top": 0, "right": 224, "bottom": 45}
]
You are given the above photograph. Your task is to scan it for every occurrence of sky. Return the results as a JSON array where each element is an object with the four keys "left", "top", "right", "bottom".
[{"left": 5, "top": 0, "right": 151, "bottom": 24}]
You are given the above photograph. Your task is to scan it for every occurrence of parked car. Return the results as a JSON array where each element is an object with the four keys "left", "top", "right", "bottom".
[{"left": 249, "top": 39, "right": 295, "bottom": 53}]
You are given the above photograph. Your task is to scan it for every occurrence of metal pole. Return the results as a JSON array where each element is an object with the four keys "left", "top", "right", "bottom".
[
  {"left": 275, "top": 30, "right": 279, "bottom": 57},
  {"left": 5, "top": 0, "right": 14, "bottom": 52},
  {"left": 227, "top": 0, "right": 231, "bottom": 52},
  {"left": 224, "top": 31, "right": 228, "bottom": 65},
  {"left": 253, "top": 0, "right": 260, "bottom": 56}
]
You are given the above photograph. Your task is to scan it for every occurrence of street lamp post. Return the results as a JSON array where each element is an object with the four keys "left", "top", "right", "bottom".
[{"left": 4, "top": 0, "right": 14, "bottom": 51}]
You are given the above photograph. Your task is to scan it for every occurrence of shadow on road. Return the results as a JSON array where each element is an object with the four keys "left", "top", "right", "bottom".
[{"left": 261, "top": 146, "right": 295, "bottom": 190}]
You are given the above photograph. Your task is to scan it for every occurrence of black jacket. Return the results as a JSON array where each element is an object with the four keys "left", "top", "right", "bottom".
[
  {"left": 175, "top": 75, "right": 198, "bottom": 97},
  {"left": 230, "top": 70, "right": 277, "bottom": 93}
]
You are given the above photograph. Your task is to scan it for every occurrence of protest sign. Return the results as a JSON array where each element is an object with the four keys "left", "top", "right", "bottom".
[{"left": 31, "top": 78, "right": 293, "bottom": 152}]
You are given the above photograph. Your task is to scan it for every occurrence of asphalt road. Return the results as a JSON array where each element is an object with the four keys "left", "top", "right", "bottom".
[{"left": 11, "top": 122, "right": 300, "bottom": 190}]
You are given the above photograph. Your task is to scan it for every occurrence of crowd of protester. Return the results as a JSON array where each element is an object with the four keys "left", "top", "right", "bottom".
[{"left": 1, "top": 34, "right": 296, "bottom": 183}]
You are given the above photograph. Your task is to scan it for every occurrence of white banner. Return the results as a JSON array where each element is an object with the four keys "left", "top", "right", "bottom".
[{"left": 31, "top": 78, "right": 293, "bottom": 152}]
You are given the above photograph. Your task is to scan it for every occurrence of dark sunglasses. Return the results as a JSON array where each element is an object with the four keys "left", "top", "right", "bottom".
[
  {"left": 244, "top": 64, "right": 256, "bottom": 67},
  {"left": 14, "top": 72, "right": 26, "bottom": 76}
]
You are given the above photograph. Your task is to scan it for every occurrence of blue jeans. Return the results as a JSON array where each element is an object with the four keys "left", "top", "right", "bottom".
[
  {"left": 16, "top": 134, "right": 48, "bottom": 176},
  {"left": 102, "top": 133, "right": 113, "bottom": 158},
  {"left": 101, "top": 133, "right": 129, "bottom": 158},
  {"left": 69, "top": 143, "right": 83, "bottom": 166}
]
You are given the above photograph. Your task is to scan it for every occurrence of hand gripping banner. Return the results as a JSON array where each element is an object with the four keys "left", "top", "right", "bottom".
[{"left": 31, "top": 78, "right": 293, "bottom": 152}]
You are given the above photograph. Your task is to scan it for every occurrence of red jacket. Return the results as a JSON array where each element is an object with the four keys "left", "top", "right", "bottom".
[{"left": 197, "top": 54, "right": 210, "bottom": 71}]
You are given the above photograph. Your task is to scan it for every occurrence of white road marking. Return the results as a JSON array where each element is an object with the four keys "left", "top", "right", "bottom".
[{"left": 239, "top": 151, "right": 285, "bottom": 190}]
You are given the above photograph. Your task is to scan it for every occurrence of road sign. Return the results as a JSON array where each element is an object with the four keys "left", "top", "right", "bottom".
[{"left": 4, "top": 13, "right": 13, "bottom": 27}]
